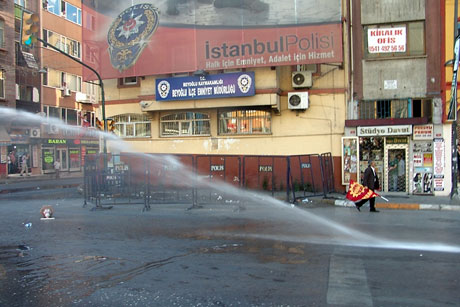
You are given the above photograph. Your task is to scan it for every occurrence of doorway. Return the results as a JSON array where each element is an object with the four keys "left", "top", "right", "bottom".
[
  {"left": 385, "top": 145, "right": 408, "bottom": 192},
  {"left": 56, "top": 148, "right": 68, "bottom": 172}
]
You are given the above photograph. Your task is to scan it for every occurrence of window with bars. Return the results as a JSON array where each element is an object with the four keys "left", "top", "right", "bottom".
[
  {"left": 160, "top": 112, "right": 210, "bottom": 137},
  {"left": 358, "top": 99, "right": 430, "bottom": 120},
  {"left": 112, "top": 113, "right": 151, "bottom": 138},
  {"left": 218, "top": 109, "right": 271, "bottom": 135}
]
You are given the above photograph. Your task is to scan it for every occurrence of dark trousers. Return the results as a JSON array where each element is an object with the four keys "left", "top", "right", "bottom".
[{"left": 355, "top": 196, "right": 376, "bottom": 211}]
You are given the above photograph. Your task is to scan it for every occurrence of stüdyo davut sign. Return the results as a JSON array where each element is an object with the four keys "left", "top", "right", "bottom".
[{"left": 358, "top": 125, "right": 412, "bottom": 137}]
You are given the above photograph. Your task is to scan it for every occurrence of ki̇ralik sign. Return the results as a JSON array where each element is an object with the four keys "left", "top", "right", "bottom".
[{"left": 156, "top": 72, "right": 255, "bottom": 101}]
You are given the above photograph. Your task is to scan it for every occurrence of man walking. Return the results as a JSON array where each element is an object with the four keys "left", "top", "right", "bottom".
[
  {"left": 355, "top": 160, "right": 379, "bottom": 212},
  {"left": 20, "top": 153, "right": 30, "bottom": 177},
  {"left": 54, "top": 158, "right": 61, "bottom": 179}
]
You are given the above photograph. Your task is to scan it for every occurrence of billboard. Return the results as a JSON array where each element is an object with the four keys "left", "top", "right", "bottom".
[{"left": 82, "top": 0, "right": 342, "bottom": 81}]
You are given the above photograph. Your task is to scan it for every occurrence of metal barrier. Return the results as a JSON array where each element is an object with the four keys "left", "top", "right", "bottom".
[
  {"left": 83, "top": 152, "right": 335, "bottom": 210},
  {"left": 287, "top": 154, "right": 335, "bottom": 202}
]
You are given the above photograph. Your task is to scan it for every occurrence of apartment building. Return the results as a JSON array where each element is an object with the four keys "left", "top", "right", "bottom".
[
  {"left": 346, "top": 0, "right": 447, "bottom": 195},
  {"left": 40, "top": 0, "right": 99, "bottom": 174}
]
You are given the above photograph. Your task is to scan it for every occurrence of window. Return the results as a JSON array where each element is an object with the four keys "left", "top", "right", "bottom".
[
  {"left": 218, "top": 109, "right": 271, "bottom": 135},
  {"left": 46, "top": 0, "right": 82, "bottom": 25},
  {"left": 18, "top": 85, "right": 33, "bottom": 101},
  {"left": 14, "top": 0, "right": 27, "bottom": 7},
  {"left": 46, "top": 0, "right": 60, "bottom": 15},
  {"left": 364, "top": 21, "right": 425, "bottom": 58},
  {"left": 160, "top": 112, "right": 210, "bottom": 137},
  {"left": 358, "top": 99, "right": 431, "bottom": 119},
  {"left": 0, "top": 69, "right": 5, "bottom": 99},
  {"left": 118, "top": 77, "right": 139, "bottom": 87},
  {"left": 112, "top": 114, "right": 151, "bottom": 138},
  {"left": 45, "top": 105, "right": 61, "bottom": 119},
  {"left": 65, "top": 3, "right": 81, "bottom": 25},
  {"left": 0, "top": 19, "right": 4, "bottom": 49},
  {"left": 43, "top": 29, "right": 81, "bottom": 58},
  {"left": 44, "top": 68, "right": 81, "bottom": 91}
]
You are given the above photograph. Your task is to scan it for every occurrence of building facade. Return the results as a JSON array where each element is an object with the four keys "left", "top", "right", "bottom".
[
  {"left": 82, "top": 0, "right": 349, "bottom": 192},
  {"left": 40, "top": 0, "right": 100, "bottom": 174},
  {"left": 0, "top": 0, "right": 16, "bottom": 176},
  {"left": 345, "top": 0, "right": 449, "bottom": 196}
]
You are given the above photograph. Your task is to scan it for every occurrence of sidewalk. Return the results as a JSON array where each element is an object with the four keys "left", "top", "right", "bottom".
[
  {"left": 300, "top": 191, "right": 460, "bottom": 211},
  {"left": 0, "top": 172, "right": 83, "bottom": 195},
  {"left": 1, "top": 173, "right": 460, "bottom": 211}
]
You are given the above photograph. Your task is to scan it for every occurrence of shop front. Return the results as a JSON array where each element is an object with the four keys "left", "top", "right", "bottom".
[
  {"left": 343, "top": 124, "right": 440, "bottom": 195},
  {"left": 42, "top": 138, "right": 100, "bottom": 174}
]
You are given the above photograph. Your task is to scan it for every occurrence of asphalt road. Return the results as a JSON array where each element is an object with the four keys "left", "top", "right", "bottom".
[{"left": 0, "top": 194, "right": 459, "bottom": 306}]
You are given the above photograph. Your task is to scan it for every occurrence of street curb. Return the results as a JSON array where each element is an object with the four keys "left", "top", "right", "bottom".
[{"left": 334, "top": 200, "right": 460, "bottom": 211}]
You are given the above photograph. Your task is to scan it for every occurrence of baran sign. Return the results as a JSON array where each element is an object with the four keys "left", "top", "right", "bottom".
[
  {"left": 358, "top": 125, "right": 412, "bottom": 136},
  {"left": 367, "top": 26, "right": 406, "bottom": 54},
  {"left": 156, "top": 72, "right": 255, "bottom": 101}
]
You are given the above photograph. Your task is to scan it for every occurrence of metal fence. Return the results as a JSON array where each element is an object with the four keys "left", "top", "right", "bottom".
[{"left": 83, "top": 152, "right": 335, "bottom": 210}]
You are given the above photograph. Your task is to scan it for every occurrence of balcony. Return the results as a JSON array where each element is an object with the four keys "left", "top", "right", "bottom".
[
  {"left": 15, "top": 100, "right": 41, "bottom": 114},
  {"left": 346, "top": 98, "right": 431, "bottom": 127}
]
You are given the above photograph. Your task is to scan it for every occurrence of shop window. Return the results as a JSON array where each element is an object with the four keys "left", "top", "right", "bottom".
[
  {"left": 112, "top": 113, "right": 151, "bottom": 138},
  {"left": 364, "top": 21, "right": 425, "bottom": 58},
  {"left": 219, "top": 109, "right": 271, "bottom": 135},
  {"left": 359, "top": 137, "right": 384, "bottom": 186},
  {"left": 160, "top": 112, "right": 210, "bottom": 137}
]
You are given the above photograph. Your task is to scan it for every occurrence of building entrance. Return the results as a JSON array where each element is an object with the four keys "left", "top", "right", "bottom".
[{"left": 385, "top": 145, "right": 408, "bottom": 192}]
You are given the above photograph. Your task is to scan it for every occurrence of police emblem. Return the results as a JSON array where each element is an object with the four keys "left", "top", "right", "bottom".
[
  {"left": 107, "top": 4, "right": 159, "bottom": 72},
  {"left": 237, "top": 74, "right": 252, "bottom": 94},
  {"left": 157, "top": 80, "right": 171, "bottom": 99}
]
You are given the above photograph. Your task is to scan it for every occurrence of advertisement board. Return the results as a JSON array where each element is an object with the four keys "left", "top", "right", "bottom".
[{"left": 82, "top": 0, "right": 342, "bottom": 80}]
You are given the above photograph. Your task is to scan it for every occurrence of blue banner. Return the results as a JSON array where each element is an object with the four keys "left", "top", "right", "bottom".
[{"left": 156, "top": 72, "right": 255, "bottom": 101}]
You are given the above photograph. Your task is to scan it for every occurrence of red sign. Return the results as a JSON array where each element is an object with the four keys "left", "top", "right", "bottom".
[{"left": 82, "top": 1, "right": 343, "bottom": 80}]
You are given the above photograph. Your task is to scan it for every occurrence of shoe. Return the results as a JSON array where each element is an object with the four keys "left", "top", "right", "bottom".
[
  {"left": 355, "top": 204, "right": 361, "bottom": 211},
  {"left": 370, "top": 209, "right": 380, "bottom": 212}
]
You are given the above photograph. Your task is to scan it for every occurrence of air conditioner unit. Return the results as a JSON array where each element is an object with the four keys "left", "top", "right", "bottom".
[
  {"left": 292, "top": 71, "right": 312, "bottom": 88},
  {"left": 288, "top": 92, "right": 309, "bottom": 110},
  {"left": 48, "top": 124, "right": 59, "bottom": 134},
  {"left": 30, "top": 128, "right": 41, "bottom": 138},
  {"left": 62, "top": 88, "right": 71, "bottom": 97}
]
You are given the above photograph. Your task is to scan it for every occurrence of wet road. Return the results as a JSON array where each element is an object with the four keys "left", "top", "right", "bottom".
[{"left": 0, "top": 196, "right": 459, "bottom": 306}]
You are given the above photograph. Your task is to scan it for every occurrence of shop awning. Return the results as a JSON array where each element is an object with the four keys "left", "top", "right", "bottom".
[{"left": 0, "top": 126, "right": 12, "bottom": 146}]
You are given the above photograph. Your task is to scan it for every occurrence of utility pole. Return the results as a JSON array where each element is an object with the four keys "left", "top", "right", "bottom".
[{"left": 35, "top": 37, "right": 108, "bottom": 155}]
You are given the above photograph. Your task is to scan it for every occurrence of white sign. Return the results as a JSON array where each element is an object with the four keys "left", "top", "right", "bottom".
[
  {"left": 384, "top": 80, "right": 397, "bottom": 90},
  {"left": 368, "top": 26, "right": 406, "bottom": 53},
  {"left": 433, "top": 138, "right": 445, "bottom": 191},
  {"left": 358, "top": 125, "right": 412, "bottom": 137},
  {"left": 413, "top": 124, "right": 434, "bottom": 140}
]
